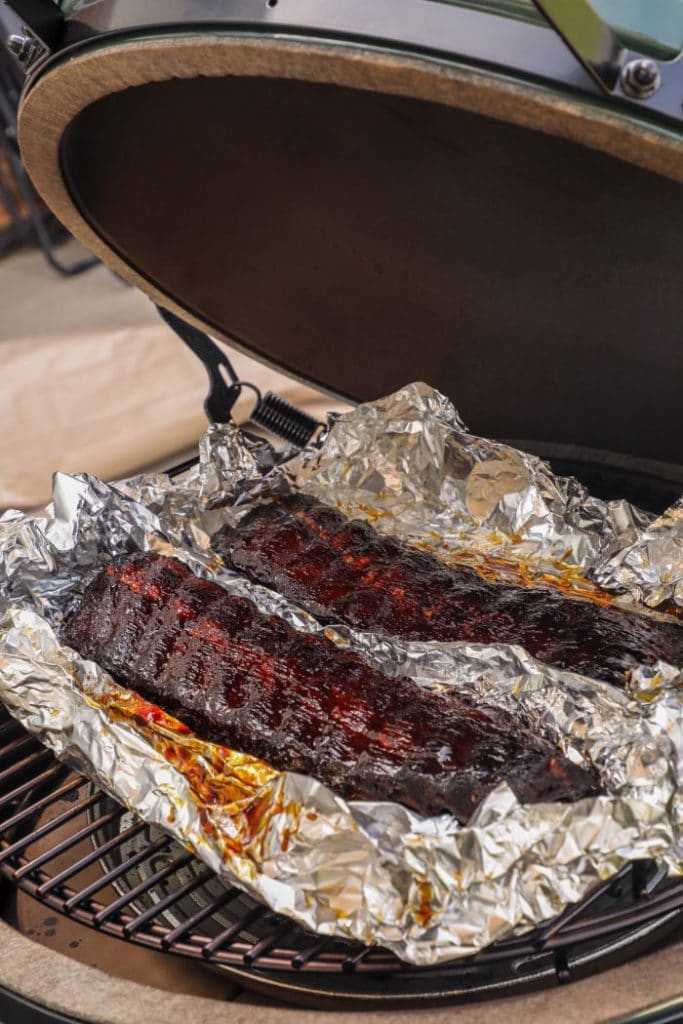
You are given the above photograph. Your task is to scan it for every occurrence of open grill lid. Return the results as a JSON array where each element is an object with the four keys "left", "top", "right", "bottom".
[{"left": 8, "top": 0, "right": 683, "bottom": 467}]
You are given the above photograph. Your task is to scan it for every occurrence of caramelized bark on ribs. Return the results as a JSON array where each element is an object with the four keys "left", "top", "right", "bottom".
[
  {"left": 62, "top": 553, "right": 599, "bottom": 821},
  {"left": 216, "top": 496, "right": 683, "bottom": 687}
]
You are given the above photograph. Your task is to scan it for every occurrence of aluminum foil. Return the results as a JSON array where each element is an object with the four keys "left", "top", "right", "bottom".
[
  {"left": 0, "top": 382, "right": 681, "bottom": 965},
  {"left": 595, "top": 499, "right": 683, "bottom": 611}
]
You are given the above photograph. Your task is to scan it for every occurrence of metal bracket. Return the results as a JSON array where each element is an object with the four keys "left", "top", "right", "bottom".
[
  {"left": 156, "top": 306, "right": 245, "bottom": 424},
  {"left": 2, "top": 0, "right": 63, "bottom": 55},
  {"left": 531, "top": 0, "right": 626, "bottom": 93},
  {"left": 532, "top": 0, "right": 682, "bottom": 124},
  {"left": 157, "top": 306, "right": 322, "bottom": 445}
]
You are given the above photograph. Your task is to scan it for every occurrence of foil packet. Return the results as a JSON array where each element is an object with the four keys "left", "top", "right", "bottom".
[{"left": 0, "top": 382, "right": 681, "bottom": 965}]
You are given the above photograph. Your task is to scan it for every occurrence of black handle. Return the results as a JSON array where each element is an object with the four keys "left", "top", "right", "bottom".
[
  {"left": 157, "top": 305, "right": 322, "bottom": 445},
  {"left": 156, "top": 306, "right": 245, "bottom": 424}
]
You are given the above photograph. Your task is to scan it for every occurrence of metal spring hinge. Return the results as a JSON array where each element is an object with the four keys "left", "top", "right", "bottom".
[{"left": 157, "top": 307, "right": 322, "bottom": 448}]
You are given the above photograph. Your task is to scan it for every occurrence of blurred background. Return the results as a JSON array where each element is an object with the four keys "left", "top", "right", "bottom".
[
  {"left": 2, "top": 0, "right": 681, "bottom": 513},
  {"left": 0, "top": 6, "right": 345, "bottom": 513}
]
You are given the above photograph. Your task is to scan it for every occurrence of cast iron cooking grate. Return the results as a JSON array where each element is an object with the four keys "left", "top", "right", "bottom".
[{"left": 1, "top": 708, "right": 683, "bottom": 1007}]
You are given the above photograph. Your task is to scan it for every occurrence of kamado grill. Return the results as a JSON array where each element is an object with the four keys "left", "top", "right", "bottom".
[
  {"left": 1, "top": 0, "right": 683, "bottom": 1021},
  {"left": 3, "top": 696, "right": 683, "bottom": 1016}
]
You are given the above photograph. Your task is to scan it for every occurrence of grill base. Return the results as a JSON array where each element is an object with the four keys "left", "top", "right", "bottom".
[
  {"left": 2, "top": 712, "right": 683, "bottom": 1010},
  {"left": 0, "top": 983, "right": 83, "bottom": 1024},
  {"left": 199, "top": 917, "right": 683, "bottom": 1011}
]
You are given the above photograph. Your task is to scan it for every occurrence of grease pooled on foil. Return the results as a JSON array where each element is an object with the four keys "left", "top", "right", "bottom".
[{"left": 0, "top": 383, "right": 681, "bottom": 964}]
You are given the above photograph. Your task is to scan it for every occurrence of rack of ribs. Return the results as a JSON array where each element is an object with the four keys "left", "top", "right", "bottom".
[
  {"left": 62, "top": 553, "right": 599, "bottom": 821},
  {"left": 216, "top": 496, "right": 682, "bottom": 687}
]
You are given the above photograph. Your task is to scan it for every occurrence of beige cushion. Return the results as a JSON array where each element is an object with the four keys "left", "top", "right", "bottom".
[{"left": 0, "top": 324, "right": 345, "bottom": 509}]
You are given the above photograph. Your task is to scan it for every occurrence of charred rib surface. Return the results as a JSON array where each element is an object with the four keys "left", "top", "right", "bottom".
[
  {"left": 218, "top": 497, "right": 682, "bottom": 686},
  {"left": 62, "top": 553, "right": 598, "bottom": 821}
]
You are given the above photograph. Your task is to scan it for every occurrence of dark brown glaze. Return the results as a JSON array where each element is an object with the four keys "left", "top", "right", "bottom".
[
  {"left": 62, "top": 553, "right": 598, "bottom": 821},
  {"left": 216, "top": 496, "right": 683, "bottom": 687}
]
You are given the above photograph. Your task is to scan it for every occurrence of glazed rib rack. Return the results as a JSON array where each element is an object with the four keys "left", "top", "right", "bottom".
[
  {"left": 61, "top": 553, "right": 598, "bottom": 821},
  {"left": 218, "top": 495, "right": 682, "bottom": 686}
]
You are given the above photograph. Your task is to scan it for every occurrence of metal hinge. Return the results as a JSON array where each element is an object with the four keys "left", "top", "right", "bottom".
[
  {"left": 2, "top": 0, "right": 63, "bottom": 64},
  {"left": 157, "top": 307, "right": 322, "bottom": 447},
  {"left": 532, "top": 0, "right": 682, "bottom": 124}
]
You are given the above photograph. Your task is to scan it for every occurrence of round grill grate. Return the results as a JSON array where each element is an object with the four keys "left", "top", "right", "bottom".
[{"left": 1, "top": 710, "right": 683, "bottom": 1008}]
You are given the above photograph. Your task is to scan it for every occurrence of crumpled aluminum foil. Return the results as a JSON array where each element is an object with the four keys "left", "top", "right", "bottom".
[
  {"left": 0, "top": 382, "right": 681, "bottom": 965},
  {"left": 287, "top": 384, "right": 679, "bottom": 605},
  {"left": 595, "top": 499, "right": 683, "bottom": 611}
]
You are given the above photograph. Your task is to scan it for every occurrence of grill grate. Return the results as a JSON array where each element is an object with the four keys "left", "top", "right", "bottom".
[{"left": 2, "top": 706, "right": 683, "bottom": 1007}]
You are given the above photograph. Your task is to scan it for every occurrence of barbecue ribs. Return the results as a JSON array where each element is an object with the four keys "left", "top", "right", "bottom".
[
  {"left": 216, "top": 496, "right": 682, "bottom": 686},
  {"left": 62, "top": 553, "right": 599, "bottom": 820}
]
